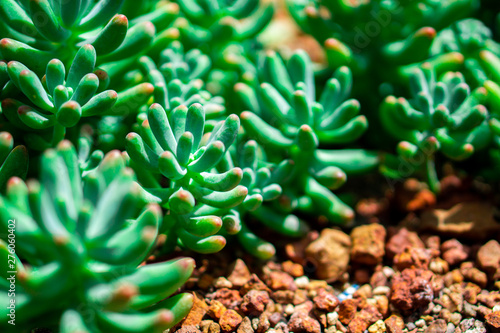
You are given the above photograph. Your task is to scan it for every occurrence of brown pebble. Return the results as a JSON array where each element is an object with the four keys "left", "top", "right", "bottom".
[
  {"left": 219, "top": 309, "right": 243, "bottom": 332},
  {"left": 207, "top": 300, "right": 227, "bottom": 320},
  {"left": 426, "top": 319, "right": 447, "bottom": 333},
  {"left": 441, "top": 239, "right": 469, "bottom": 266},
  {"left": 390, "top": 268, "right": 435, "bottom": 315},
  {"left": 486, "top": 311, "right": 500, "bottom": 332},
  {"left": 350, "top": 223, "right": 386, "bottom": 266},
  {"left": 237, "top": 317, "right": 254, "bottom": 333},
  {"left": 384, "top": 314, "right": 405, "bottom": 333},
  {"left": 182, "top": 292, "right": 209, "bottom": 327},
  {"left": 287, "top": 301, "right": 321, "bottom": 333},
  {"left": 304, "top": 228, "right": 351, "bottom": 282},
  {"left": 264, "top": 270, "right": 297, "bottom": 291},
  {"left": 385, "top": 228, "right": 425, "bottom": 260},
  {"left": 347, "top": 304, "right": 382, "bottom": 333},
  {"left": 477, "top": 240, "right": 500, "bottom": 277},
  {"left": 240, "top": 290, "right": 270, "bottom": 316},
  {"left": 313, "top": 288, "right": 339, "bottom": 312},
  {"left": 227, "top": 259, "right": 252, "bottom": 288},
  {"left": 338, "top": 298, "right": 358, "bottom": 325},
  {"left": 208, "top": 288, "right": 242, "bottom": 309},
  {"left": 282, "top": 260, "right": 304, "bottom": 277}
]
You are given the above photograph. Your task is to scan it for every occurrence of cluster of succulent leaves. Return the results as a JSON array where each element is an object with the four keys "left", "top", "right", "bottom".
[{"left": 1, "top": 0, "right": 500, "bottom": 330}]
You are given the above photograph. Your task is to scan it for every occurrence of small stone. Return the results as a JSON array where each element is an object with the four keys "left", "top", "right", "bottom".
[
  {"left": 367, "top": 320, "right": 386, "bottom": 333},
  {"left": 372, "top": 286, "right": 390, "bottom": 296},
  {"left": 304, "top": 228, "right": 351, "bottom": 282},
  {"left": 273, "top": 290, "right": 295, "bottom": 304},
  {"left": 382, "top": 266, "right": 395, "bottom": 278},
  {"left": 347, "top": 305, "right": 382, "bottom": 333},
  {"left": 426, "top": 319, "right": 447, "bottom": 333},
  {"left": 445, "top": 323, "right": 455, "bottom": 333},
  {"left": 214, "top": 277, "right": 233, "bottom": 289},
  {"left": 237, "top": 316, "right": 254, "bottom": 333},
  {"left": 414, "top": 319, "right": 425, "bottom": 328},
  {"left": 283, "top": 260, "right": 305, "bottom": 277},
  {"left": 350, "top": 223, "right": 386, "bottom": 266},
  {"left": 478, "top": 292, "right": 500, "bottom": 308},
  {"left": 177, "top": 326, "right": 202, "bottom": 333},
  {"left": 384, "top": 314, "right": 404, "bottom": 333},
  {"left": 441, "top": 239, "right": 468, "bottom": 266},
  {"left": 406, "top": 322, "right": 416, "bottom": 330},
  {"left": 450, "top": 312, "right": 461, "bottom": 326},
  {"left": 429, "top": 258, "right": 449, "bottom": 275},
  {"left": 393, "top": 247, "right": 433, "bottom": 271},
  {"left": 390, "top": 268, "right": 435, "bottom": 315},
  {"left": 182, "top": 292, "right": 209, "bottom": 327},
  {"left": 460, "top": 263, "right": 487, "bottom": 288},
  {"left": 287, "top": 301, "right": 321, "bottom": 333},
  {"left": 477, "top": 240, "right": 500, "bottom": 277},
  {"left": 208, "top": 288, "right": 242, "bottom": 309},
  {"left": 227, "top": 259, "right": 252, "bottom": 288},
  {"left": 313, "top": 288, "right": 339, "bottom": 312},
  {"left": 207, "top": 300, "right": 227, "bottom": 320},
  {"left": 293, "top": 289, "right": 309, "bottom": 305},
  {"left": 338, "top": 299, "right": 358, "bottom": 325},
  {"left": 295, "top": 276, "right": 310, "bottom": 289},
  {"left": 240, "top": 274, "right": 270, "bottom": 295},
  {"left": 264, "top": 271, "right": 297, "bottom": 291},
  {"left": 240, "top": 290, "right": 270, "bottom": 316},
  {"left": 327, "top": 312, "right": 339, "bottom": 326},
  {"left": 486, "top": 311, "right": 500, "bottom": 332},
  {"left": 284, "top": 304, "right": 295, "bottom": 316},
  {"left": 385, "top": 228, "right": 425, "bottom": 259},
  {"left": 220, "top": 309, "right": 242, "bottom": 332}
]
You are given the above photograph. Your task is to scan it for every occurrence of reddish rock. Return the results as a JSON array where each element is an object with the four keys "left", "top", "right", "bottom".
[
  {"left": 177, "top": 326, "right": 202, "bottom": 333},
  {"left": 350, "top": 223, "right": 386, "bottom": 266},
  {"left": 293, "top": 289, "right": 308, "bottom": 305},
  {"left": 220, "top": 309, "right": 242, "bottom": 332},
  {"left": 426, "top": 319, "right": 447, "bottom": 333},
  {"left": 463, "top": 283, "right": 481, "bottom": 304},
  {"left": 240, "top": 290, "right": 270, "bottom": 316},
  {"left": 236, "top": 317, "right": 254, "bottom": 333},
  {"left": 272, "top": 290, "right": 295, "bottom": 304},
  {"left": 347, "top": 304, "right": 383, "bottom": 333},
  {"left": 282, "top": 260, "right": 304, "bottom": 277},
  {"left": 374, "top": 295, "right": 389, "bottom": 317},
  {"left": 287, "top": 301, "right": 321, "bottom": 333},
  {"left": 313, "top": 288, "right": 339, "bottom": 312},
  {"left": 182, "top": 292, "right": 209, "bottom": 327},
  {"left": 393, "top": 247, "right": 432, "bottom": 270},
  {"left": 390, "top": 268, "right": 435, "bottom": 315},
  {"left": 240, "top": 274, "right": 270, "bottom": 295},
  {"left": 207, "top": 300, "right": 227, "bottom": 320},
  {"left": 384, "top": 314, "right": 404, "bottom": 333},
  {"left": 486, "top": 311, "right": 500, "bottom": 332},
  {"left": 477, "top": 292, "right": 500, "bottom": 308},
  {"left": 370, "top": 269, "right": 388, "bottom": 288},
  {"left": 227, "top": 259, "right": 252, "bottom": 288},
  {"left": 338, "top": 299, "right": 358, "bottom": 325},
  {"left": 304, "top": 228, "right": 351, "bottom": 282},
  {"left": 385, "top": 228, "right": 425, "bottom": 259},
  {"left": 208, "top": 288, "right": 242, "bottom": 309},
  {"left": 460, "top": 262, "right": 487, "bottom": 288},
  {"left": 441, "top": 239, "right": 469, "bottom": 266},
  {"left": 477, "top": 240, "right": 500, "bottom": 276},
  {"left": 264, "top": 270, "right": 297, "bottom": 291}
]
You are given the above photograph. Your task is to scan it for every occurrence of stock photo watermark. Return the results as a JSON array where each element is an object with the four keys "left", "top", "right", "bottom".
[{"left": 6, "top": 219, "right": 16, "bottom": 326}]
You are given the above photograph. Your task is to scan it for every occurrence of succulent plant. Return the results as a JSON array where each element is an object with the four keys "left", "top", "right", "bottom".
[
  {"left": 236, "top": 50, "right": 379, "bottom": 223},
  {"left": 126, "top": 103, "right": 247, "bottom": 253},
  {"left": 136, "top": 43, "right": 226, "bottom": 120},
  {"left": 0, "top": 131, "right": 28, "bottom": 193},
  {"left": 1, "top": 45, "right": 117, "bottom": 149},
  {"left": 0, "top": 43, "right": 155, "bottom": 149},
  {"left": 380, "top": 65, "right": 491, "bottom": 192},
  {"left": 286, "top": 0, "right": 478, "bottom": 72},
  {"left": 0, "top": 0, "right": 158, "bottom": 70},
  {"left": 0, "top": 141, "right": 194, "bottom": 332},
  {"left": 173, "top": 0, "right": 274, "bottom": 51},
  {"left": 210, "top": 140, "right": 307, "bottom": 259}
]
